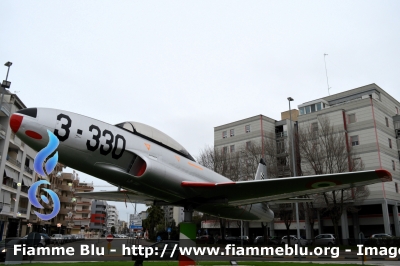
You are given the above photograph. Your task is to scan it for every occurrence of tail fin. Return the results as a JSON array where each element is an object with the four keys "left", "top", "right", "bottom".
[{"left": 255, "top": 158, "right": 268, "bottom": 180}]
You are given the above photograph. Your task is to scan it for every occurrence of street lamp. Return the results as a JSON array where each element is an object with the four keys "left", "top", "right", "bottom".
[{"left": 287, "top": 97, "right": 301, "bottom": 254}]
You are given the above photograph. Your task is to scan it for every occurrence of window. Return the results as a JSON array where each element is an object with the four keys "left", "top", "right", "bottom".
[
  {"left": 396, "top": 183, "right": 399, "bottom": 193},
  {"left": 392, "top": 160, "right": 396, "bottom": 171},
  {"left": 245, "top": 125, "right": 251, "bottom": 133},
  {"left": 230, "top": 145, "right": 235, "bottom": 153},
  {"left": 222, "top": 147, "right": 227, "bottom": 154},
  {"left": 385, "top": 117, "right": 389, "bottom": 127},
  {"left": 348, "top": 114, "right": 356, "bottom": 124},
  {"left": 222, "top": 131, "right": 227, "bottom": 139},
  {"left": 389, "top": 138, "right": 392, "bottom": 149},
  {"left": 230, "top": 129, "right": 235, "bottom": 137},
  {"left": 396, "top": 107, "right": 399, "bottom": 114},
  {"left": 246, "top": 141, "right": 251, "bottom": 149},
  {"left": 351, "top": 136, "right": 359, "bottom": 146}
]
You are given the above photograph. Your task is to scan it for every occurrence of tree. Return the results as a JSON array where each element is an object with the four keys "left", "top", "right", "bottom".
[
  {"left": 142, "top": 205, "right": 164, "bottom": 240},
  {"left": 111, "top": 226, "right": 115, "bottom": 234},
  {"left": 277, "top": 203, "right": 293, "bottom": 245},
  {"left": 197, "top": 146, "right": 244, "bottom": 242},
  {"left": 297, "top": 116, "right": 368, "bottom": 242}
]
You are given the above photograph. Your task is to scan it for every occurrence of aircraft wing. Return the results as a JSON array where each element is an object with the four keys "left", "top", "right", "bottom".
[
  {"left": 74, "top": 190, "right": 157, "bottom": 205},
  {"left": 182, "top": 169, "right": 391, "bottom": 206}
]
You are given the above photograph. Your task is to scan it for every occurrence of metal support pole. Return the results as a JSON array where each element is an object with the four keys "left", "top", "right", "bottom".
[
  {"left": 241, "top": 220, "right": 243, "bottom": 247},
  {"left": 288, "top": 97, "right": 301, "bottom": 261}
]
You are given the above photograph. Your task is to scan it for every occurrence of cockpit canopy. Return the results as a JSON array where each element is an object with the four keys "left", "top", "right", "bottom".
[{"left": 115, "top": 121, "right": 194, "bottom": 161}]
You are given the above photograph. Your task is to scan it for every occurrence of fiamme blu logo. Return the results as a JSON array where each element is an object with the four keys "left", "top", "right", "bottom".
[{"left": 27, "top": 130, "right": 61, "bottom": 220}]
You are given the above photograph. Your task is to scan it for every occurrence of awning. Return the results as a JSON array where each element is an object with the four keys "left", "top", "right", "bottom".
[
  {"left": 4, "top": 166, "right": 19, "bottom": 182},
  {"left": 22, "top": 175, "right": 33, "bottom": 187},
  {"left": 1, "top": 190, "right": 11, "bottom": 204}
]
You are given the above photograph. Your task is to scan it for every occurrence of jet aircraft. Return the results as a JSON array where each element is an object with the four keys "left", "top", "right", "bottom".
[{"left": 10, "top": 108, "right": 392, "bottom": 221}]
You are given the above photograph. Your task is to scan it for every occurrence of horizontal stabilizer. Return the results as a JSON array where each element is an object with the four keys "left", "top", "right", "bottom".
[{"left": 74, "top": 190, "right": 156, "bottom": 205}]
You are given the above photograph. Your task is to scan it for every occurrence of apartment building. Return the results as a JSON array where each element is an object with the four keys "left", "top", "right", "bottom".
[
  {"left": 107, "top": 204, "right": 119, "bottom": 232},
  {"left": 163, "top": 206, "right": 184, "bottom": 226},
  {"left": 0, "top": 92, "right": 37, "bottom": 240},
  {"left": 70, "top": 175, "right": 93, "bottom": 234},
  {"left": 297, "top": 83, "right": 400, "bottom": 238},
  {"left": 210, "top": 83, "right": 400, "bottom": 239},
  {"left": 90, "top": 199, "right": 107, "bottom": 234},
  {"left": 214, "top": 113, "right": 297, "bottom": 179}
]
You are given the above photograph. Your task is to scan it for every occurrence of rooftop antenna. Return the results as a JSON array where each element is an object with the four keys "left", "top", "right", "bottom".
[{"left": 324, "top": 53, "right": 331, "bottom": 95}]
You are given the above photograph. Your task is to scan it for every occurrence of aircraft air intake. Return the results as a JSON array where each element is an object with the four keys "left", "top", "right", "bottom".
[{"left": 129, "top": 155, "right": 147, "bottom": 177}]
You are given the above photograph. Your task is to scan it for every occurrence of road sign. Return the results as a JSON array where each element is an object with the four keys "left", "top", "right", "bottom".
[
  {"left": 167, "top": 227, "right": 171, "bottom": 233},
  {"left": 130, "top": 225, "right": 143, "bottom": 230},
  {"left": 106, "top": 234, "right": 113, "bottom": 242}
]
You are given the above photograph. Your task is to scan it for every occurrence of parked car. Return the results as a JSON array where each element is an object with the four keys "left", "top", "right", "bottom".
[
  {"left": 132, "top": 240, "right": 179, "bottom": 261},
  {"left": 314, "top": 234, "right": 336, "bottom": 246},
  {"left": 40, "top": 233, "right": 51, "bottom": 245},
  {"left": 370, "top": 233, "right": 393, "bottom": 239},
  {"left": 51, "top": 234, "right": 64, "bottom": 244},
  {"left": 281, "top": 235, "right": 308, "bottom": 246},
  {"left": 0, "top": 237, "right": 36, "bottom": 262},
  {"left": 254, "top": 236, "right": 280, "bottom": 245},
  {"left": 22, "top": 234, "right": 46, "bottom": 247},
  {"left": 196, "top": 235, "right": 214, "bottom": 244},
  {"left": 365, "top": 233, "right": 394, "bottom": 245}
]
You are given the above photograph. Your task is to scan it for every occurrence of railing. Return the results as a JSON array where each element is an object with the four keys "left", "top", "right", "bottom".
[
  {"left": 0, "top": 124, "right": 5, "bottom": 139},
  {"left": 77, "top": 201, "right": 91, "bottom": 205},
  {"left": 18, "top": 207, "right": 28, "bottom": 214},
  {"left": 276, "top": 132, "right": 288, "bottom": 138},
  {"left": 24, "top": 165, "right": 33, "bottom": 174},
  {"left": 6, "top": 156, "right": 21, "bottom": 167},
  {"left": 76, "top": 209, "right": 91, "bottom": 213},
  {"left": 1, "top": 101, "right": 12, "bottom": 116}
]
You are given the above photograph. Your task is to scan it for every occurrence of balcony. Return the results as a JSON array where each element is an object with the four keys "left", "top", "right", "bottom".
[
  {"left": 61, "top": 174, "right": 74, "bottom": 181},
  {"left": 59, "top": 196, "right": 73, "bottom": 203},
  {"left": 276, "top": 132, "right": 288, "bottom": 139},
  {"left": 75, "top": 186, "right": 93, "bottom": 191},
  {"left": 59, "top": 185, "right": 72, "bottom": 191},
  {"left": 59, "top": 209, "right": 75, "bottom": 215},
  {"left": 77, "top": 201, "right": 91, "bottom": 206},
  {"left": 1, "top": 101, "right": 11, "bottom": 116},
  {"left": 24, "top": 165, "right": 33, "bottom": 175},
  {"left": 76, "top": 209, "right": 91, "bottom": 213},
  {"left": 18, "top": 207, "right": 28, "bottom": 214},
  {"left": 0, "top": 124, "right": 6, "bottom": 139},
  {"left": 6, "top": 156, "right": 21, "bottom": 168}
]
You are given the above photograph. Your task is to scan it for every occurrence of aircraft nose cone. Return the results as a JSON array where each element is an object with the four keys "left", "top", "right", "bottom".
[{"left": 10, "top": 114, "right": 23, "bottom": 133}]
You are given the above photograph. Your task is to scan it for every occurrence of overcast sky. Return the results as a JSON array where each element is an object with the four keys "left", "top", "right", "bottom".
[{"left": 2, "top": 1, "right": 400, "bottom": 222}]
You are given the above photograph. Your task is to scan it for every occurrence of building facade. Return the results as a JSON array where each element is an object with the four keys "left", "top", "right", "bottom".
[
  {"left": 297, "top": 83, "right": 400, "bottom": 238},
  {"left": 0, "top": 93, "right": 37, "bottom": 240},
  {"left": 90, "top": 199, "right": 107, "bottom": 234},
  {"left": 107, "top": 204, "right": 119, "bottom": 233},
  {"left": 210, "top": 83, "right": 400, "bottom": 239}
]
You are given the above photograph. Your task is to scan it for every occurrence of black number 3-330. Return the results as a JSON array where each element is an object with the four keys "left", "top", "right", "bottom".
[{"left": 86, "top": 125, "right": 126, "bottom": 159}]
